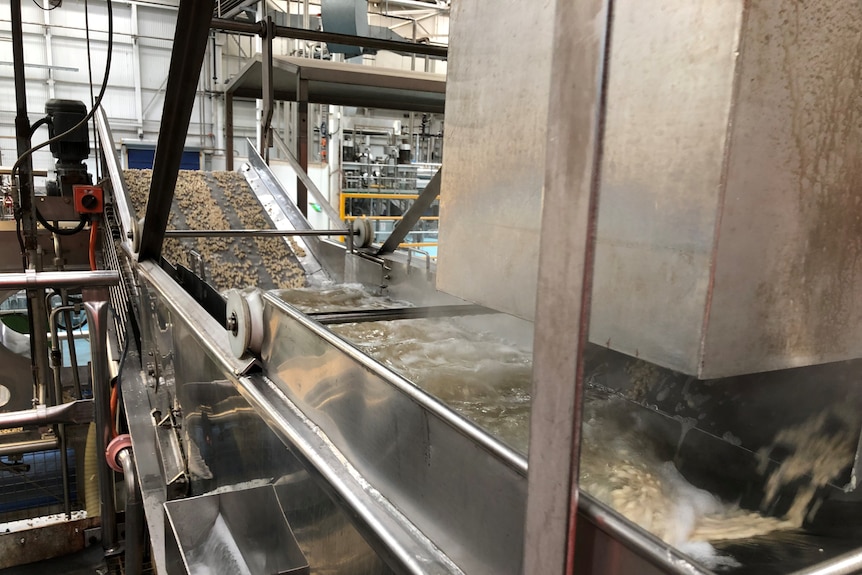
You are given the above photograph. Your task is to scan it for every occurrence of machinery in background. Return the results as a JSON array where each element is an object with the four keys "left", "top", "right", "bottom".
[
  {"left": 4, "top": 1, "right": 862, "bottom": 575},
  {"left": 43, "top": 100, "right": 92, "bottom": 198}
]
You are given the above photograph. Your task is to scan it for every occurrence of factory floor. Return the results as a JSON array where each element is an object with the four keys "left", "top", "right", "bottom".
[{"left": 0, "top": 546, "right": 150, "bottom": 575}]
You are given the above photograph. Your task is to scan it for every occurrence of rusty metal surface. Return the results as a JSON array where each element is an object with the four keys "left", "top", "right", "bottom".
[
  {"left": 702, "top": 0, "right": 862, "bottom": 376},
  {"left": 0, "top": 515, "right": 98, "bottom": 570}
]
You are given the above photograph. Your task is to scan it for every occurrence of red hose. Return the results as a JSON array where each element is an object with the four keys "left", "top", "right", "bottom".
[
  {"left": 109, "top": 382, "right": 118, "bottom": 438},
  {"left": 88, "top": 219, "right": 99, "bottom": 271}
]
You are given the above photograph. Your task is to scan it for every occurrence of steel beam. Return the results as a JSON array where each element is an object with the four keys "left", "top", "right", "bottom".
[
  {"left": 259, "top": 16, "right": 274, "bottom": 159},
  {"left": 376, "top": 168, "right": 440, "bottom": 255},
  {"left": 164, "top": 228, "right": 347, "bottom": 237},
  {"left": 139, "top": 0, "right": 217, "bottom": 261},
  {"left": 523, "top": 0, "right": 613, "bottom": 573},
  {"left": 211, "top": 17, "right": 448, "bottom": 58},
  {"left": 297, "top": 77, "right": 309, "bottom": 216}
]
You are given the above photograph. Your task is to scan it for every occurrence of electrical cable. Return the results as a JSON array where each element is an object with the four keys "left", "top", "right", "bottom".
[
  {"left": 36, "top": 209, "right": 88, "bottom": 236},
  {"left": 109, "top": 379, "right": 118, "bottom": 438},
  {"left": 10, "top": 0, "right": 113, "bottom": 182},
  {"left": 88, "top": 219, "right": 99, "bottom": 270},
  {"left": 31, "top": 0, "right": 60, "bottom": 11},
  {"left": 109, "top": 310, "right": 130, "bottom": 438},
  {"left": 27, "top": 116, "right": 50, "bottom": 138}
]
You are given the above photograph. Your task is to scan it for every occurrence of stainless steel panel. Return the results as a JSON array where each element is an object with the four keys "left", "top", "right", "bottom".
[
  {"left": 223, "top": 373, "right": 462, "bottom": 574},
  {"left": 242, "top": 140, "right": 332, "bottom": 285},
  {"left": 524, "top": 0, "right": 612, "bottom": 570},
  {"left": 164, "top": 485, "right": 309, "bottom": 575},
  {"left": 438, "top": 0, "right": 862, "bottom": 377},
  {"left": 435, "top": 0, "right": 553, "bottom": 321},
  {"left": 95, "top": 107, "right": 137, "bottom": 253},
  {"left": 261, "top": 293, "right": 525, "bottom": 575},
  {"left": 702, "top": 0, "right": 862, "bottom": 376}
]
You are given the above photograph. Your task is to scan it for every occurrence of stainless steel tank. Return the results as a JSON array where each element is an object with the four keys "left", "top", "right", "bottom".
[{"left": 438, "top": 0, "right": 862, "bottom": 378}]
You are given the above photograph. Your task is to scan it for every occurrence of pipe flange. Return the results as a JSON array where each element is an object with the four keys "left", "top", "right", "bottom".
[
  {"left": 106, "top": 433, "right": 132, "bottom": 473},
  {"left": 225, "top": 288, "right": 264, "bottom": 358},
  {"left": 352, "top": 218, "right": 374, "bottom": 248}
]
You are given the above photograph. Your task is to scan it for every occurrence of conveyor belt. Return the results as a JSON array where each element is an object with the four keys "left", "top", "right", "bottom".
[{"left": 124, "top": 169, "right": 305, "bottom": 292}]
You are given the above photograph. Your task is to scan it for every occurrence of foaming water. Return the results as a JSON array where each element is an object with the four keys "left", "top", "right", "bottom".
[
  {"left": 277, "top": 284, "right": 412, "bottom": 314},
  {"left": 331, "top": 317, "right": 533, "bottom": 453},
  {"left": 279, "top": 285, "right": 855, "bottom": 570}
]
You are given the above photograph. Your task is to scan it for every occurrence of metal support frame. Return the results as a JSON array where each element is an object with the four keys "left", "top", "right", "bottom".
[
  {"left": 211, "top": 17, "right": 448, "bottom": 59},
  {"left": 272, "top": 130, "right": 344, "bottom": 226},
  {"left": 118, "top": 448, "right": 144, "bottom": 575},
  {"left": 139, "top": 0, "right": 217, "bottom": 261},
  {"left": 83, "top": 294, "right": 120, "bottom": 554},
  {"left": 164, "top": 228, "right": 349, "bottom": 237},
  {"left": 96, "top": 107, "right": 137, "bottom": 252},
  {"left": 297, "top": 76, "right": 309, "bottom": 216},
  {"left": 259, "top": 16, "right": 274, "bottom": 160},
  {"left": 226, "top": 91, "right": 235, "bottom": 170},
  {"left": 522, "top": 0, "right": 613, "bottom": 573},
  {"left": 376, "top": 168, "right": 440, "bottom": 255},
  {"left": 11, "top": 0, "right": 35, "bottom": 253}
]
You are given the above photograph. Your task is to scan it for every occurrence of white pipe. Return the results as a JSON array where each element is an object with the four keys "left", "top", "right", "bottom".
[{"left": 131, "top": 3, "right": 144, "bottom": 137}]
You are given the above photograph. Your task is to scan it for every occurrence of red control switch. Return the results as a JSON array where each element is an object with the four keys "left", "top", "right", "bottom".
[{"left": 73, "top": 185, "right": 103, "bottom": 214}]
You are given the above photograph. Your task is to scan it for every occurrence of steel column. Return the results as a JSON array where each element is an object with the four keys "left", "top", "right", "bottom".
[
  {"left": 522, "top": 0, "right": 613, "bottom": 573},
  {"left": 83, "top": 295, "right": 119, "bottom": 554},
  {"left": 297, "top": 77, "right": 309, "bottom": 216},
  {"left": 226, "top": 92, "right": 234, "bottom": 171},
  {"left": 139, "top": 0, "right": 217, "bottom": 261},
  {"left": 11, "top": 0, "right": 35, "bottom": 253},
  {"left": 260, "top": 16, "right": 274, "bottom": 159}
]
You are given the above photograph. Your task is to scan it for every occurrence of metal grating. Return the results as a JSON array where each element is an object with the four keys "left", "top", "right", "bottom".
[{"left": 0, "top": 448, "right": 82, "bottom": 523}]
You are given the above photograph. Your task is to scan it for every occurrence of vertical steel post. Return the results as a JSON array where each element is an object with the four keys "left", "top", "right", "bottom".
[
  {"left": 11, "top": 0, "right": 51, "bottom": 408},
  {"left": 522, "top": 0, "right": 614, "bottom": 573},
  {"left": 10, "top": 0, "right": 35, "bottom": 248},
  {"left": 297, "top": 77, "right": 309, "bottom": 216},
  {"left": 83, "top": 294, "right": 119, "bottom": 554},
  {"left": 226, "top": 92, "right": 235, "bottom": 170},
  {"left": 260, "top": 16, "right": 274, "bottom": 160}
]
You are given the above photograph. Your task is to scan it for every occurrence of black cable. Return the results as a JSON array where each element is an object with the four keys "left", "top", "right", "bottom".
[
  {"left": 10, "top": 0, "right": 113, "bottom": 182},
  {"left": 27, "top": 116, "right": 50, "bottom": 138},
  {"left": 14, "top": 207, "right": 26, "bottom": 268},
  {"left": 36, "top": 209, "right": 88, "bottom": 236},
  {"left": 31, "top": 0, "right": 60, "bottom": 11}
]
